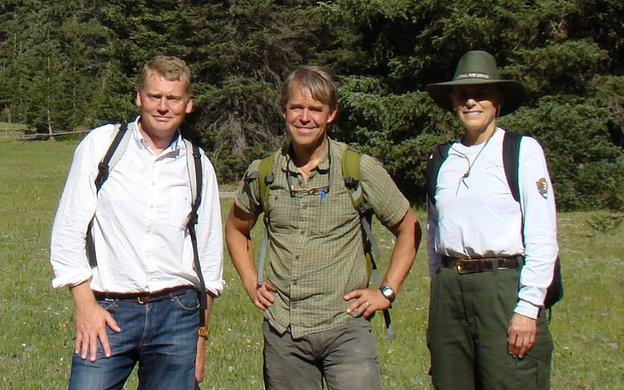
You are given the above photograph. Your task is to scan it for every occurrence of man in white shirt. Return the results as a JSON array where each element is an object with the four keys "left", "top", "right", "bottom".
[{"left": 50, "top": 55, "right": 224, "bottom": 389}]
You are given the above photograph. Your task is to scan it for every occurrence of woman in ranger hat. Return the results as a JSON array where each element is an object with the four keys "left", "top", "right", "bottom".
[{"left": 425, "top": 50, "right": 558, "bottom": 389}]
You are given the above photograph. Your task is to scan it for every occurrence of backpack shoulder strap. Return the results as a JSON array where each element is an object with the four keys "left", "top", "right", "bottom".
[
  {"left": 342, "top": 148, "right": 364, "bottom": 211},
  {"left": 502, "top": 131, "right": 522, "bottom": 203},
  {"left": 182, "top": 138, "right": 208, "bottom": 311},
  {"left": 88, "top": 121, "right": 130, "bottom": 266},
  {"left": 425, "top": 142, "right": 452, "bottom": 206},
  {"left": 94, "top": 122, "right": 130, "bottom": 193},
  {"left": 257, "top": 154, "right": 275, "bottom": 212},
  {"left": 183, "top": 138, "right": 202, "bottom": 213},
  {"left": 341, "top": 148, "right": 394, "bottom": 340},
  {"left": 256, "top": 153, "right": 275, "bottom": 285},
  {"left": 341, "top": 148, "right": 377, "bottom": 278}
]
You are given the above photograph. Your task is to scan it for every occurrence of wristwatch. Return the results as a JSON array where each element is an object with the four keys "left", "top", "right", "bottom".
[
  {"left": 379, "top": 286, "right": 396, "bottom": 303},
  {"left": 197, "top": 326, "right": 210, "bottom": 338}
]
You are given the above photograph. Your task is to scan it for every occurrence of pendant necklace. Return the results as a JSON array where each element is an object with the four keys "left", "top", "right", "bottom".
[{"left": 454, "top": 128, "right": 497, "bottom": 194}]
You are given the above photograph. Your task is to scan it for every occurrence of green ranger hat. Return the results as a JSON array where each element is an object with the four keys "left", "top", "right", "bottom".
[{"left": 426, "top": 50, "right": 525, "bottom": 116}]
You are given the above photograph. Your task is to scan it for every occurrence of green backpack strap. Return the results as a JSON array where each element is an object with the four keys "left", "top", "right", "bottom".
[
  {"left": 342, "top": 149, "right": 379, "bottom": 282},
  {"left": 342, "top": 148, "right": 394, "bottom": 340},
  {"left": 256, "top": 154, "right": 275, "bottom": 284}
]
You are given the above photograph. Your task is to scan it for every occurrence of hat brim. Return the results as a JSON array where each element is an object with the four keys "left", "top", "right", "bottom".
[{"left": 426, "top": 79, "right": 525, "bottom": 116}]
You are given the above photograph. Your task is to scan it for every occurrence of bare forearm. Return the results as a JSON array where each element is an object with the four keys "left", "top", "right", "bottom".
[
  {"left": 383, "top": 211, "right": 421, "bottom": 292},
  {"left": 70, "top": 279, "right": 97, "bottom": 312},
  {"left": 200, "top": 294, "right": 215, "bottom": 328},
  {"left": 225, "top": 207, "right": 261, "bottom": 300},
  {"left": 227, "top": 235, "right": 259, "bottom": 297}
]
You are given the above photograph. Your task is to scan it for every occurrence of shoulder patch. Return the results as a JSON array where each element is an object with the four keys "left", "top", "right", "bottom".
[{"left": 536, "top": 178, "right": 549, "bottom": 199}]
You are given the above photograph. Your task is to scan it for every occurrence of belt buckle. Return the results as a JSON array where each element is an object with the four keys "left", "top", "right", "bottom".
[
  {"left": 456, "top": 262, "right": 468, "bottom": 275},
  {"left": 137, "top": 296, "right": 147, "bottom": 305}
]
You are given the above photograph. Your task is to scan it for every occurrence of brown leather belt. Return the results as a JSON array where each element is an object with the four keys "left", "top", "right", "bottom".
[
  {"left": 93, "top": 285, "right": 194, "bottom": 305},
  {"left": 442, "top": 255, "right": 521, "bottom": 274}
]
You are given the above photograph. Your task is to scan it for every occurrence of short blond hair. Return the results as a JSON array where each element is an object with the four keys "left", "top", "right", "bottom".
[
  {"left": 280, "top": 66, "right": 337, "bottom": 111},
  {"left": 138, "top": 55, "right": 192, "bottom": 96}
]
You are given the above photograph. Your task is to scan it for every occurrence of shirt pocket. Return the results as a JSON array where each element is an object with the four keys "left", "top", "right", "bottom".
[
  {"left": 311, "top": 187, "right": 358, "bottom": 238},
  {"left": 156, "top": 184, "right": 192, "bottom": 230},
  {"left": 265, "top": 187, "right": 299, "bottom": 233}
]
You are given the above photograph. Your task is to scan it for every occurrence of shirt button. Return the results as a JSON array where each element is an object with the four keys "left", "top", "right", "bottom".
[
  {"left": 292, "top": 279, "right": 298, "bottom": 286},
  {"left": 295, "top": 255, "right": 300, "bottom": 260}
]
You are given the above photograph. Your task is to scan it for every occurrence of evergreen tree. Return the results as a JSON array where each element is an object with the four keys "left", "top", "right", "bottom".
[
  {"left": 320, "top": 0, "right": 624, "bottom": 209},
  {"left": 0, "top": 0, "right": 621, "bottom": 209}
]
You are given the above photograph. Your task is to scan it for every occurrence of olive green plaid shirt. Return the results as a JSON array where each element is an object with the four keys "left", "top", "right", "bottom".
[{"left": 235, "top": 139, "right": 409, "bottom": 338}]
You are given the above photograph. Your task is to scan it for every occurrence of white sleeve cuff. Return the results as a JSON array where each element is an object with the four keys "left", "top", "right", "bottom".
[
  {"left": 204, "top": 279, "right": 227, "bottom": 298},
  {"left": 51, "top": 270, "right": 92, "bottom": 290},
  {"left": 514, "top": 299, "right": 540, "bottom": 319}
]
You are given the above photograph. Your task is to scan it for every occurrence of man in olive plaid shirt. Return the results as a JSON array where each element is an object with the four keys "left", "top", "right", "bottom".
[{"left": 226, "top": 66, "right": 420, "bottom": 389}]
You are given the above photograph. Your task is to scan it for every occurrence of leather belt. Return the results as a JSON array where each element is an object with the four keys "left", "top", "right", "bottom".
[
  {"left": 93, "top": 285, "right": 194, "bottom": 305},
  {"left": 442, "top": 255, "right": 521, "bottom": 275}
]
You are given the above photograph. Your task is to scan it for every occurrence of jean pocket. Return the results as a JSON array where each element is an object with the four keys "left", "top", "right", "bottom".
[
  {"left": 97, "top": 299, "right": 117, "bottom": 312},
  {"left": 173, "top": 290, "right": 200, "bottom": 311}
]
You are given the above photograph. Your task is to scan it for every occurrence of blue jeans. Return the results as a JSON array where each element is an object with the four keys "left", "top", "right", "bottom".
[{"left": 69, "top": 288, "right": 200, "bottom": 390}]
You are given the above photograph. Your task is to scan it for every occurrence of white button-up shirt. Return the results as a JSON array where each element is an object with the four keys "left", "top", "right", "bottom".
[{"left": 50, "top": 118, "right": 225, "bottom": 296}]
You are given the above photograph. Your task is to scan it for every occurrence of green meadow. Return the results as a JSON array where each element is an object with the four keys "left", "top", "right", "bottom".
[{"left": 0, "top": 139, "right": 622, "bottom": 389}]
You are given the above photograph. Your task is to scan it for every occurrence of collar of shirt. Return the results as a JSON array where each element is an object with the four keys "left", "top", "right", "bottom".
[
  {"left": 131, "top": 116, "right": 182, "bottom": 158},
  {"left": 280, "top": 140, "right": 331, "bottom": 178}
]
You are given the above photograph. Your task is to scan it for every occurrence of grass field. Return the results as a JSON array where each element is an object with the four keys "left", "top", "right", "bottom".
[
  {"left": 0, "top": 139, "right": 622, "bottom": 389},
  {"left": 0, "top": 122, "right": 30, "bottom": 138}
]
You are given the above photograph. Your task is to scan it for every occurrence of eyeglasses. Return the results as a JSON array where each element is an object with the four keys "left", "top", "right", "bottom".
[{"left": 288, "top": 184, "right": 330, "bottom": 200}]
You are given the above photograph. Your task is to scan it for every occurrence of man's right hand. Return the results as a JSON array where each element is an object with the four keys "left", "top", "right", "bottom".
[
  {"left": 70, "top": 282, "right": 121, "bottom": 362},
  {"left": 252, "top": 282, "right": 275, "bottom": 311},
  {"left": 74, "top": 302, "right": 121, "bottom": 361}
]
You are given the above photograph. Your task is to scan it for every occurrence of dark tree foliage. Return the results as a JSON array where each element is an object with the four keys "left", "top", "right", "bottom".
[
  {"left": 319, "top": 0, "right": 624, "bottom": 210},
  {"left": 0, "top": 0, "right": 621, "bottom": 210},
  {"left": 183, "top": 1, "right": 327, "bottom": 183},
  {"left": 0, "top": 1, "right": 112, "bottom": 133}
]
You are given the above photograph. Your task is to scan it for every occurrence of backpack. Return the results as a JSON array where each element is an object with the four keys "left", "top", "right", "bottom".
[
  {"left": 85, "top": 122, "right": 209, "bottom": 310},
  {"left": 256, "top": 147, "right": 395, "bottom": 339},
  {"left": 425, "top": 131, "right": 563, "bottom": 310}
]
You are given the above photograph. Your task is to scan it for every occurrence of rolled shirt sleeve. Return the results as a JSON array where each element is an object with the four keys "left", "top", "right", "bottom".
[
  {"left": 50, "top": 126, "right": 112, "bottom": 289},
  {"left": 514, "top": 137, "right": 559, "bottom": 319}
]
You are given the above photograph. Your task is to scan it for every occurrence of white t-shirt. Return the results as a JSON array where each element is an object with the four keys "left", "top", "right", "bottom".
[{"left": 427, "top": 128, "right": 558, "bottom": 319}]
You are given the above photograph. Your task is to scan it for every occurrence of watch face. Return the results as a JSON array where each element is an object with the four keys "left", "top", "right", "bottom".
[{"left": 381, "top": 286, "right": 395, "bottom": 302}]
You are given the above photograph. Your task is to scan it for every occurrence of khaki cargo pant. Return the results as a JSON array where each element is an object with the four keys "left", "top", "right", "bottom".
[{"left": 263, "top": 317, "right": 382, "bottom": 390}]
